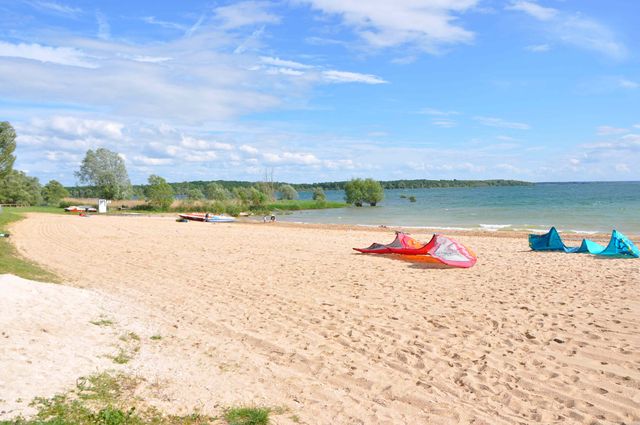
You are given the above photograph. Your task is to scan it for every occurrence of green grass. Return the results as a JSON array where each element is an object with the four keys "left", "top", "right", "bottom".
[
  {"left": 264, "top": 199, "right": 345, "bottom": 211},
  {"left": 90, "top": 318, "right": 115, "bottom": 327},
  {"left": 0, "top": 371, "right": 283, "bottom": 425},
  {"left": 224, "top": 407, "right": 270, "bottom": 425},
  {"left": 0, "top": 372, "right": 214, "bottom": 425},
  {"left": 0, "top": 209, "right": 60, "bottom": 282},
  {"left": 150, "top": 335, "right": 162, "bottom": 340}
]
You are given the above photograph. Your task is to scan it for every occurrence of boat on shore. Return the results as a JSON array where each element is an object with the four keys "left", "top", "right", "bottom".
[{"left": 178, "top": 213, "right": 235, "bottom": 223}]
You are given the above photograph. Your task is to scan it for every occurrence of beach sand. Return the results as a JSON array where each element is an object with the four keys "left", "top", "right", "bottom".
[{"left": 3, "top": 213, "right": 640, "bottom": 424}]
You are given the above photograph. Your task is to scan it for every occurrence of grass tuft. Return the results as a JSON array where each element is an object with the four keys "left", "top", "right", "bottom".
[
  {"left": 224, "top": 407, "right": 270, "bottom": 425},
  {"left": 90, "top": 318, "right": 115, "bottom": 327},
  {"left": 150, "top": 334, "right": 162, "bottom": 341}
]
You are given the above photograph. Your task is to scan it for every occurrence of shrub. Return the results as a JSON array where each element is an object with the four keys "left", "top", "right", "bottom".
[
  {"left": 278, "top": 184, "right": 298, "bottom": 200},
  {"left": 312, "top": 187, "right": 326, "bottom": 202}
]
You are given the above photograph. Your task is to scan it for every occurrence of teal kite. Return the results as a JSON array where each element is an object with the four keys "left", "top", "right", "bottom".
[{"left": 529, "top": 227, "right": 639, "bottom": 258}]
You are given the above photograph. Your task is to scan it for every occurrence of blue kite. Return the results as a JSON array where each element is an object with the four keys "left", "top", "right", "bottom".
[{"left": 529, "top": 227, "right": 639, "bottom": 258}]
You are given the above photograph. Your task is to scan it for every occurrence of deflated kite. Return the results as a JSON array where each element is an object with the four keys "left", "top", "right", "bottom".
[{"left": 354, "top": 232, "right": 477, "bottom": 268}]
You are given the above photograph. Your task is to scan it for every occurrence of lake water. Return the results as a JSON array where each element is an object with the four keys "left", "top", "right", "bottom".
[{"left": 280, "top": 182, "right": 640, "bottom": 234}]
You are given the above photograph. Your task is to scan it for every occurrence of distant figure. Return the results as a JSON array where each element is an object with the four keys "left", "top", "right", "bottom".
[
  {"left": 270, "top": 215, "right": 276, "bottom": 222},
  {"left": 205, "top": 213, "right": 210, "bottom": 221},
  {"left": 263, "top": 215, "right": 269, "bottom": 223}
]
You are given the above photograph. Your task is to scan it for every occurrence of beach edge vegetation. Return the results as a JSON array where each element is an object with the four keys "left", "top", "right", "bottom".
[
  {"left": 1, "top": 371, "right": 276, "bottom": 425},
  {"left": 0, "top": 209, "right": 60, "bottom": 282}
]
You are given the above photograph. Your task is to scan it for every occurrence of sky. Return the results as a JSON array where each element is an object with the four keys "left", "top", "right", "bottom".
[{"left": 0, "top": 0, "right": 639, "bottom": 184}]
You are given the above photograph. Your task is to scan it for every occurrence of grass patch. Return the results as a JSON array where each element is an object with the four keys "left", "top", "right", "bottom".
[
  {"left": 0, "top": 371, "right": 214, "bottom": 425},
  {"left": 224, "top": 407, "right": 270, "bottom": 425},
  {"left": 264, "top": 199, "right": 345, "bottom": 212},
  {"left": 109, "top": 332, "right": 141, "bottom": 365},
  {"left": 90, "top": 318, "right": 115, "bottom": 327},
  {"left": 0, "top": 209, "right": 60, "bottom": 282},
  {"left": 150, "top": 334, "right": 162, "bottom": 341}
]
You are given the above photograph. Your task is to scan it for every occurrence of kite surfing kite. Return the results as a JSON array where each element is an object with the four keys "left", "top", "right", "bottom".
[
  {"left": 354, "top": 232, "right": 477, "bottom": 268},
  {"left": 529, "top": 227, "right": 639, "bottom": 258}
]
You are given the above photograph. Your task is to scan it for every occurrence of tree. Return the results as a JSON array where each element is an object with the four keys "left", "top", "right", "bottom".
[
  {"left": 312, "top": 187, "right": 326, "bottom": 202},
  {"left": 0, "top": 170, "right": 42, "bottom": 206},
  {"left": 344, "top": 178, "right": 365, "bottom": 207},
  {"left": 186, "top": 188, "right": 204, "bottom": 201},
  {"left": 278, "top": 184, "right": 298, "bottom": 200},
  {"left": 145, "top": 175, "right": 174, "bottom": 210},
  {"left": 363, "top": 178, "right": 384, "bottom": 206},
  {"left": 205, "top": 182, "right": 229, "bottom": 201},
  {"left": 42, "top": 180, "right": 69, "bottom": 205},
  {"left": 75, "top": 148, "right": 132, "bottom": 199},
  {"left": 0, "top": 121, "right": 16, "bottom": 178}
]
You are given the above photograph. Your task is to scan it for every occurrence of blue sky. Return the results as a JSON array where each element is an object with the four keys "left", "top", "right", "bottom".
[{"left": 0, "top": 0, "right": 638, "bottom": 184}]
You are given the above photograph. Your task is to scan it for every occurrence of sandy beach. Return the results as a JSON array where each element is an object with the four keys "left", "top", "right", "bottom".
[{"left": 3, "top": 213, "right": 639, "bottom": 424}]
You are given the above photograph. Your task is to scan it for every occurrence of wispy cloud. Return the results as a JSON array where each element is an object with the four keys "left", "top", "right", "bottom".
[
  {"left": 142, "top": 16, "right": 188, "bottom": 31},
  {"left": 507, "top": 1, "right": 627, "bottom": 59},
  {"left": 214, "top": 1, "right": 280, "bottom": 29},
  {"left": 321, "top": 70, "right": 387, "bottom": 84},
  {"left": 0, "top": 41, "right": 97, "bottom": 68},
  {"left": 474, "top": 116, "right": 531, "bottom": 130},
  {"left": 525, "top": 43, "right": 550, "bottom": 52},
  {"left": 618, "top": 78, "right": 638, "bottom": 89},
  {"left": 299, "top": 0, "right": 478, "bottom": 54},
  {"left": 596, "top": 125, "right": 628, "bottom": 136},
  {"left": 507, "top": 1, "right": 557, "bottom": 21},
  {"left": 260, "top": 56, "right": 314, "bottom": 70},
  {"left": 419, "top": 108, "right": 459, "bottom": 116},
  {"left": 26, "top": 1, "right": 82, "bottom": 18}
]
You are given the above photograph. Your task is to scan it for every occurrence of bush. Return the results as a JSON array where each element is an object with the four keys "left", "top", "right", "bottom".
[
  {"left": 312, "top": 187, "right": 326, "bottom": 202},
  {"left": 224, "top": 204, "right": 243, "bottom": 217},
  {"left": 409, "top": 196, "right": 416, "bottom": 202},
  {"left": 278, "top": 184, "right": 298, "bottom": 200}
]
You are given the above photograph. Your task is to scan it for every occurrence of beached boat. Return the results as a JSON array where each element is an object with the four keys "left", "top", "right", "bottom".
[
  {"left": 178, "top": 213, "right": 235, "bottom": 223},
  {"left": 64, "top": 205, "right": 97, "bottom": 212}
]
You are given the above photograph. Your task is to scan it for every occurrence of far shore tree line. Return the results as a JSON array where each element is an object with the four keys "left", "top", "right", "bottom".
[{"left": 1, "top": 120, "right": 531, "bottom": 213}]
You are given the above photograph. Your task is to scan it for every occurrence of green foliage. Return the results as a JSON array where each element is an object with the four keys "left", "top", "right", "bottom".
[
  {"left": 145, "top": 175, "right": 174, "bottom": 210},
  {"left": 0, "top": 209, "right": 59, "bottom": 282},
  {"left": 41, "top": 180, "right": 70, "bottom": 206},
  {"left": 408, "top": 196, "right": 417, "bottom": 202},
  {"left": 344, "top": 179, "right": 365, "bottom": 206},
  {"left": 186, "top": 188, "right": 205, "bottom": 201},
  {"left": 224, "top": 204, "right": 242, "bottom": 217},
  {"left": 292, "top": 178, "right": 533, "bottom": 191},
  {"left": 312, "top": 187, "right": 326, "bottom": 202},
  {"left": 2, "top": 372, "right": 214, "bottom": 425},
  {"left": 344, "top": 178, "right": 383, "bottom": 206},
  {"left": 224, "top": 407, "right": 270, "bottom": 425},
  {"left": 278, "top": 184, "right": 298, "bottom": 200},
  {"left": 0, "top": 171, "right": 42, "bottom": 206},
  {"left": 362, "top": 178, "right": 384, "bottom": 206},
  {"left": 205, "top": 182, "right": 230, "bottom": 201},
  {"left": 75, "top": 148, "right": 132, "bottom": 200},
  {"left": 0, "top": 121, "right": 16, "bottom": 179}
]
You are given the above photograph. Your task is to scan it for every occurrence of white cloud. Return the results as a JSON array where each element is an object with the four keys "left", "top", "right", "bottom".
[
  {"left": 507, "top": 2, "right": 627, "bottom": 59},
  {"left": 474, "top": 116, "right": 530, "bottom": 130},
  {"left": 419, "top": 108, "right": 459, "bottom": 116},
  {"left": 35, "top": 116, "right": 124, "bottom": 139},
  {"left": 214, "top": 1, "right": 280, "bottom": 29},
  {"left": 432, "top": 119, "right": 457, "bottom": 128},
  {"left": 299, "top": 0, "right": 478, "bottom": 53},
  {"left": 525, "top": 44, "right": 550, "bottom": 52},
  {"left": 596, "top": 126, "right": 627, "bottom": 136},
  {"left": 507, "top": 1, "right": 557, "bottom": 21},
  {"left": 239, "top": 145, "right": 259, "bottom": 155},
  {"left": 260, "top": 56, "right": 314, "bottom": 70},
  {"left": 263, "top": 151, "right": 321, "bottom": 165},
  {"left": 0, "top": 41, "right": 96, "bottom": 68},
  {"left": 180, "top": 136, "right": 233, "bottom": 151},
  {"left": 133, "top": 155, "right": 173, "bottom": 166},
  {"left": 142, "top": 16, "right": 187, "bottom": 31},
  {"left": 322, "top": 70, "right": 387, "bottom": 84},
  {"left": 27, "top": 1, "right": 82, "bottom": 17}
]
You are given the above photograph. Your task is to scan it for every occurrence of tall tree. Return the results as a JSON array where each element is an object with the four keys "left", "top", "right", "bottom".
[
  {"left": 278, "top": 184, "right": 298, "bottom": 200},
  {"left": 145, "top": 175, "right": 174, "bottom": 210},
  {"left": 42, "top": 180, "right": 69, "bottom": 205},
  {"left": 75, "top": 148, "right": 132, "bottom": 200},
  {"left": 344, "top": 178, "right": 365, "bottom": 207},
  {"left": 0, "top": 171, "right": 42, "bottom": 206},
  {"left": 363, "top": 178, "right": 384, "bottom": 206},
  {"left": 0, "top": 121, "right": 17, "bottom": 178}
]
